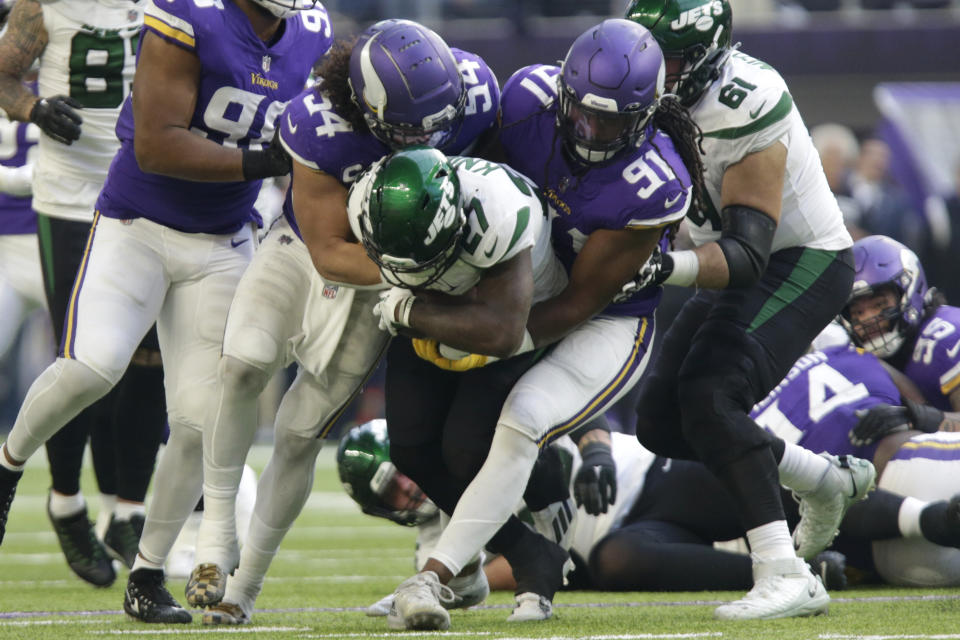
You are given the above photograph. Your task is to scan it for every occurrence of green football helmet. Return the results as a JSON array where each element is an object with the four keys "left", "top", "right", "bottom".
[
  {"left": 354, "top": 146, "right": 464, "bottom": 289},
  {"left": 625, "top": 0, "right": 734, "bottom": 106},
  {"left": 336, "top": 419, "right": 439, "bottom": 526}
]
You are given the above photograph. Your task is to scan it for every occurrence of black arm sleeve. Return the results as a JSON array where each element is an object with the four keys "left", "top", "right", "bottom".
[{"left": 716, "top": 204, "right": 777, "bottom": 288}]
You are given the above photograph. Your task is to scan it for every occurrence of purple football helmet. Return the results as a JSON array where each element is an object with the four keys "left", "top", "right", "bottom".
[
  {"left": 349, "top": 19, "right": 466, "bottom": 150},
  {"left": 558, "top": 19, "right": 666, "bottom": 164},
  {"left": 840, "top": 235, "right": 929, "bottom": 358}
]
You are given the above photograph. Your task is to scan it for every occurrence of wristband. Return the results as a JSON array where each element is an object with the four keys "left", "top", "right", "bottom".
[{"left": 663, "top": 249, "right": 699, "bottom": 287}]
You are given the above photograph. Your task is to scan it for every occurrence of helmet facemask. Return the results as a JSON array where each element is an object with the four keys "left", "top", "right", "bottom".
[
  {"left": 336, "top": 420, "right": 439, "bottom": 527},
  {"left": 354, "top": 148, "right": 466, "bottom": 289},
  {"left": 558, "top": 79, "right": 659, "bottom": 164},
  {"left": 840, "top": 283, "right": 912, "bottom": 358}
]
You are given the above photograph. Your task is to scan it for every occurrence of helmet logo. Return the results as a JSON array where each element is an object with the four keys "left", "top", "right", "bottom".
[
  {"left": 670, "top": 1, "right": 725, "bottom": 32},
  {"left": 425, "top": 176, "right": 458, "bottom": 246},
  {"left": 359, "top": 34, "right": 388, "bottom": 119}
]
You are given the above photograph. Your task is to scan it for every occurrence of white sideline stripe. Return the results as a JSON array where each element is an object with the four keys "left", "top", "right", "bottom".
[
  {"left": 299, "top": 635, "right": 721, "bottom": 639},
  {"left": 264, "top": 574, "right": 408, "bottom": 583},
  {"left": 2, "top": 531, "right": 56, "bottom": 543},
  {"left": 1, "top": 552, "right": 66, "bottom": 563},
  {"left": 89, "top": 627, "right": 309, "bottom": 635},
  {"left": 822, "top": 636, "right": 960, "bottom": 639},
  {"left": 4, "top": 594, "right": 960, "bottom": 621},
  {"left": 0, "top": 579, "right": 70, "bottom": 586},
  {"left": 0, "top": 619, "right": 111, "bottom": 626}
]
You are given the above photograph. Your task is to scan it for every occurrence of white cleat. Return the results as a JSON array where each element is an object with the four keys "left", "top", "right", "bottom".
[
  {"left": 793, "top": 453, "right": 876, "bottom": 560},
  {"left": 446, "top": 553, "right": 489, "bottom": 609},
  {"left": 714, "top": 555, "right": 830, "bottom": 620},
  {"left": 507, "top": 592, "right": 553, "bottom": 622},
  {"left": 386, "top": 571, "right": 454, "bottom": 631},
  {"left": 366, "top": 593, "right": 394, "bottom": 617}
]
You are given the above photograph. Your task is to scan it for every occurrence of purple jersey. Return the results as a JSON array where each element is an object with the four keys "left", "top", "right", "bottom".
[
  {"left": 499, "top": 65, "right": 692, "bottom": 319},
  {"left": 0, "top": 116, "right": 39, "bottom": 235},
  {"left": 278, "top": 48, "right": 499, "bottom": 238},
  {"left": 900, "top": 306, "right": 960, "bottom": 411},
  {"left": 96, "top": 0, "right": 333, "bottom": 234},
  {"left": 750, "top": 345, "right": 902, "bottom": 459}
]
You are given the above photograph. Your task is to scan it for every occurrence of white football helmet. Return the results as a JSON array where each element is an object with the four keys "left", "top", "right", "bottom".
[{"left": 250, "top": 0, "right": 317, "bottom": 18}]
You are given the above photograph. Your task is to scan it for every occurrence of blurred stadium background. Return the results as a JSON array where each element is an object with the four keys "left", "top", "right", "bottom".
[{"left": 0, "top": 0, "right": 958, "bottom": 437}]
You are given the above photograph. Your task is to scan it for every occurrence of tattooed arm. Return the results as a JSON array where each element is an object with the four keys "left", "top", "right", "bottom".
[{"left": 0, "top": 0, "right": 47, "bottom": 121}]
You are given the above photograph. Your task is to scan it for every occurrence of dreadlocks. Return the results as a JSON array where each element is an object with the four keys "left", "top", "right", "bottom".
[
  {"left": 313, "top": 37, "right": 366, "bottom": 131},
  {"left": 651, "top": 96, "right": 708, "bottom": 219}
]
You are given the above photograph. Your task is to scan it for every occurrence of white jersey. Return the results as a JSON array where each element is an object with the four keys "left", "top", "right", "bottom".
[
  {"left": 348, "top": 156, "right": 568, "bottom": 302},
  {"left": 562, "top": 433, "right": 656, "bottom": 564},
  {"left": 687, "top": 51, "right": 851, "bottom": 253},
  {"left": 34, "top": 0, "right": 142, "bottom": 221}
]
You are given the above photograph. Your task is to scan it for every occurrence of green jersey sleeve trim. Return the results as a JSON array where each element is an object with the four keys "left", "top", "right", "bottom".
[
  {"left": 703, "top": 92, "right": 793, "bottom": 140},
  {"left": 505, "top": 206, "right": 531, "bottom": 254}
]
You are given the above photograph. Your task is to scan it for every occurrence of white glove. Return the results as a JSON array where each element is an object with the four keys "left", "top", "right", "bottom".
[{"left": 373, "top": 287, "right": 416, "bottom": 336}]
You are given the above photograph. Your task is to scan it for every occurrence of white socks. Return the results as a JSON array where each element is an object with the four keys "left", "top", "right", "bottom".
[
  {"left": 897, "top": 496, "right": 927, "bottom": 538},
  {"left": 777, "top": 442, "right": 831, "bottom": 493},
  {"left": 746, "top": 520, "right": 796, "bottom": 561},
  {"left": 48, "top": 491, "right": 85, "bottom": 519}
]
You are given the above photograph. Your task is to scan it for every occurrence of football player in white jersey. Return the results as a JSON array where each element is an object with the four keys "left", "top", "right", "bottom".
[
  {"left": 353, "top": 146, "right": 576, "bottom": 630},
  {"left": 625, "top": 0, "right": 874, "bottom": 620},
  {"left": 0, "top": 0, "right": 169, "bottom": 587}
]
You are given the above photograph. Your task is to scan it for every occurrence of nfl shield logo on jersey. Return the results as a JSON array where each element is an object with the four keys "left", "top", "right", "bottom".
[
  {"left": 322, "top": 285, "right": 338, "bottom": 299},
  {"left": 262, "top": 55, "right": 271, "bottom": 73}
]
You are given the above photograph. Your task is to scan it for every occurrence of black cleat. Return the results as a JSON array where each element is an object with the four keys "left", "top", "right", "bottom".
[
  {"left": 810, "top": 550, "right": 847, "bottom": 591},
  {"left": 124, "top": 568, "right": 192, "bottom": 624},
  {"left": 47, "top": 497, "right": 115, "bottom": 587},
  {"left": 104, "top": 514, "right": 145, "bottom": 569},
  {"left": 0, "top": 466, "right": 23, "bottom": 546}
]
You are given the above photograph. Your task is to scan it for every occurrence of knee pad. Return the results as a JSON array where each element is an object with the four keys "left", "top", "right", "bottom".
[
  {"left": 219, "top": 355, "right": 272, "bottom": 398},
  {"left": 223, "top": 325, "right": 283, "bottom": 374}
]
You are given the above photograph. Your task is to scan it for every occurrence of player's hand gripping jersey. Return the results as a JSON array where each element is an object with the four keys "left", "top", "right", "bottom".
[
  {"left": 498, "top": 64, "right": 692, "bottom": 319},
  {"left": 96, "top": 0, "right": 334, "bottom": 233},
  {"left": 683, "top": 51, "right": 850, "bottom": 253}
]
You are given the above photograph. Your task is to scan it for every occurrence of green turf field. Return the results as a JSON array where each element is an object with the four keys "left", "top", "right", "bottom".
[{"left": 1, "top": 444, "right": 957, "bottom": 640}]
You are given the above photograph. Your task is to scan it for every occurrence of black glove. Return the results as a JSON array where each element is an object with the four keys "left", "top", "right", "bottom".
[
  {"left": 850, "top": 398, "right": 944, "bottom": 446},
  {"left": 573, "top": 440, "right": 617, "bottom": 516},
  {"left": 241, "top": 128, "right": 291, "bottom": 181},
  {"left": 29, "top": 95, "right": 83, "bottom": 145},
  {"left": 613, "top": 245, "right": 674, "bottom": 303}
]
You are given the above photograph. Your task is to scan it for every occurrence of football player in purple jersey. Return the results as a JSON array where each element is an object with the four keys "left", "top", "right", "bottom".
[
  {"left": 0, "top": 0, "right": 171, "bottom": 588},
  {"left": 0, "top": 0, "right": 332, "bottom": 625},
  {"left": 375, "top": 20, "right": 706, "bottom": 628},
  {"left": 191, "top": 19, "right": 508, "bottom": 626}
]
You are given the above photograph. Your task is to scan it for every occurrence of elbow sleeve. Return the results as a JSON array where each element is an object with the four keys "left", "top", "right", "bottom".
[{"left": 717, "top": 204, "right": 777, "bottom": 288}]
